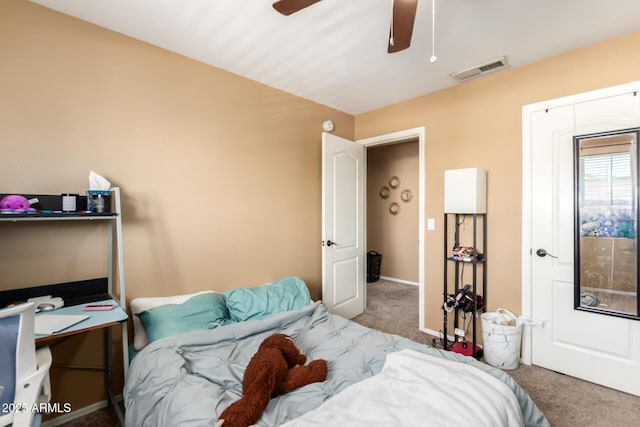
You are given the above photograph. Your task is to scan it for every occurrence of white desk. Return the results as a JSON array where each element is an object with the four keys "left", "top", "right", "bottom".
[
  {"left": 35, "top": 299, "right": 127, "bottom": 425},
  {"left": 35, "top": 299, "right": 127, "bottom": 341}
]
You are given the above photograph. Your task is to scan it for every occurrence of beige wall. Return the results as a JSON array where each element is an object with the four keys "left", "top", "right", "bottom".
[
  {"left": 0, "top": 0, "right": 353, "bottom": 413},
  {"left": 355, "top": 31, "right": 640, "bottom": 334},
  {"left": 0, "top": 1, "right": 353, "bottom": 299},
  {"left": 366, "top": 141, "right": 419, "bottom": 283}
]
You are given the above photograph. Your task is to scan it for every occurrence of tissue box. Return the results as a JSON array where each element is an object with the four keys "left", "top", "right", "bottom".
[{"left": 86, "top": 190, "right": 112, "bottom": 213}]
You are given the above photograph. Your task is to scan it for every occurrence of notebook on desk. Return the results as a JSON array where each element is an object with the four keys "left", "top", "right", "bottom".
[{"left": 34, "top": 314, "right": 89, "bottom": 335}]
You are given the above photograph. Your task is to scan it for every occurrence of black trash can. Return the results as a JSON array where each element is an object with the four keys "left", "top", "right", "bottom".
[{"left": 367, "top": 251, "right": 382, "bottom": 283}]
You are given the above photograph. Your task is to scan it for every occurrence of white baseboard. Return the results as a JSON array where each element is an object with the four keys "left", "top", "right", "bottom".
[
  {"left": 421, "top": 327, "right": 454, "bottom": 342},
  {"left": 378, "top": 276, "right": 419, "bottom": 286},
  {"left": 42, "top": 395, "right": 123, "bottom": 427}
]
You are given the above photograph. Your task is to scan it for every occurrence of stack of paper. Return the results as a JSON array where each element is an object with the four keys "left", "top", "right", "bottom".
[{"left": 35, "top": 315, "right": 89, "bottom": 335}]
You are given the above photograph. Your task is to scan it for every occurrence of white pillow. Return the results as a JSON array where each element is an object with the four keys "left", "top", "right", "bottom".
[{"left": 130, "top": 290, "right": 218, "bottom": 350}]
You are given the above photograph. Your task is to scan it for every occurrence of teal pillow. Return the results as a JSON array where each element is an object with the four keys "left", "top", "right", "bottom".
[
  {"left": 138, "top": 292, "right": 230, "bottom": 343},
  {"left": 224, "top": 276, "right": 311, "bottom": 322}
]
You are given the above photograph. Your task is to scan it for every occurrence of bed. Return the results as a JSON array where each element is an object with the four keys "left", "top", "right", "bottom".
[{"left": 124, "top": 277, "right": 550, "bottom": 427}]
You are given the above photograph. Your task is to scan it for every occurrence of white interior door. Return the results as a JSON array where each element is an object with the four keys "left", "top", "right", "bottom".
[
  {"left": 528, "top": 88, "right": 640, "bottom": 396},
  {"left": 322, "top": 132, "right": 365, "bottom": 319}
]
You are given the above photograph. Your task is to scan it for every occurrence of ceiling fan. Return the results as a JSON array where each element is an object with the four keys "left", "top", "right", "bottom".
[{"left": 272, "top": 0, "right": 418, "bottom": 53}]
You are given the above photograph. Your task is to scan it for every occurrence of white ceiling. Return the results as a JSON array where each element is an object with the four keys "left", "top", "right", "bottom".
[{"left": 31, "top": 0, "right": 640, "bottom": 115}]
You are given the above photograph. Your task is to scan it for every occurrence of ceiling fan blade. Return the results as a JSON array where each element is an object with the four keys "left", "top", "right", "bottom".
[
  {"left": 273, "top": 0, "right": 322, "bottom": 16},
  {"left": 388, "top": 0, "right": 418, "bottom": 53}
]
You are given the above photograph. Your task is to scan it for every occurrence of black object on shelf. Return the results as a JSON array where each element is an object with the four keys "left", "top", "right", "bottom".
[
  {"left": 0, "top": 278, "right": 111, "bottom": 308},
  {"left": 0, "top": 192, "right": 117, "bottom": 219},
  {"left": 367, "top": 251, "right": 382, "bottom": 282},
  {"left": 0, "top": 193, "right": 87, "bottom": 211},
  {"left": 0, "top": 192, "right": 113, "bottom": 214},
  {"left": 437, "top": 213, "right": 487, "bottom": 360}
]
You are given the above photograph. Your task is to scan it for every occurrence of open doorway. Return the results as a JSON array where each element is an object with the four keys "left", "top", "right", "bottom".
[
  {"left": 357, "top": 127, "right": 425, "bottom": 331},
  {"left": 366, "top": 140, "right": 419, "bottom": 285},
  {"left": 354, "top": 138, "right": 422, "bottom": 340}
]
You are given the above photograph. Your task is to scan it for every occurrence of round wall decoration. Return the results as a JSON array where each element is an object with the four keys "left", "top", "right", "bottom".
[
  {"left": 379, "top": 186, "right": 391, "bottom": 199},
  {"left": 401, "top": 189, "right": 412, "bottom": 202},
  {"left": 389, "top": 202, "right": 400, "bottom": 215},
  {"left": 389, "top": 176, "right": 400, "bottom": 189}
]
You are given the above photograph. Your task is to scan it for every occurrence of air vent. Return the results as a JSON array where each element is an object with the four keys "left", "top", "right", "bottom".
[{"left": 450, "top": 56, "right": 510, "bottom": 82}]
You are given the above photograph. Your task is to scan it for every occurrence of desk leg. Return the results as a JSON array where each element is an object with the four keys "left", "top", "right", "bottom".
[{"left": 107, "top": 326, "right": 125, "bottom": 426}]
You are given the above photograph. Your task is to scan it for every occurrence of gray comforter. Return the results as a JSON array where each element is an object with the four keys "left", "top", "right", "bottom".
[{"left": 124, "top": 302, "right": 550, "bottom": 427}]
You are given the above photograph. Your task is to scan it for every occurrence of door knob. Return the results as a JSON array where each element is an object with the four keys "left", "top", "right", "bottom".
[
  {"left": 536, "top": 248, "right": 557, "bottom": 258},
  {"left": 326, "top": 240, "right": 338, "bottom": 247}
]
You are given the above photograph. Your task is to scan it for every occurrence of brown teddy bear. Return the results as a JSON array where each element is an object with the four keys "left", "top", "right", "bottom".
[{"left": 215, "top": 333, "right": 328, "bottom": 427}]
